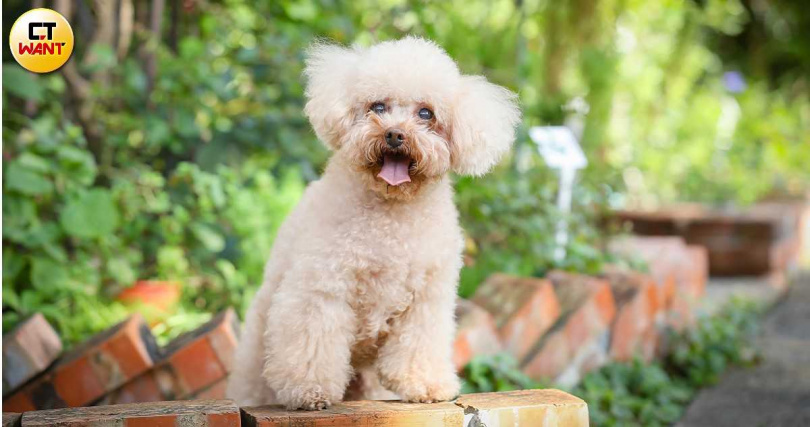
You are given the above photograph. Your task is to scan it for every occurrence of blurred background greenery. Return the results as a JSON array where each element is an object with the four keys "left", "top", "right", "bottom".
[{"left": 2, "top": 0, "right": 808, "bottom": 345}]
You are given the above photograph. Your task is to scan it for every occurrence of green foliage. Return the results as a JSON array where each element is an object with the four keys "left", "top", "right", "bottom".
[
  {"left": 2, "top": 90, "right": 303, "bottom": 343},
  {"left": 456, "top": 148, "right": 615, "bottom": 297},
  {"left": 459, "top": 299, "right": 761, "bottom": 426},
  {"left": 576, "top": 360, "right": 693, "bottom": 427},
  {"left": 575, "top": 299, "right": 761, "bottom": 426},
  {"left": 665, "top": 298, "right": 761, "bottom": 387},
  {"left": 460, "top": 353, "right": 544, "bottom": 394}
]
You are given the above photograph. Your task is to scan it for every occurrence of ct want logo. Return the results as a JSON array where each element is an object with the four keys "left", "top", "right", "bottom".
[{"left": 9, "top": 8, "right": 74, "bottom": 73}]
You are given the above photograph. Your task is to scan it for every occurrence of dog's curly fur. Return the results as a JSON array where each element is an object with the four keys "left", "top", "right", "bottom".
[{"left": 226, "top": 36, "right": 520, "bottom": 410}]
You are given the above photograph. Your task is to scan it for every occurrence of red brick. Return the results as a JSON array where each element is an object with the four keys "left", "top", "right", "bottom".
[
  {"left": 3, "top": 315, "right": 159, "bottom": 411},
  {"left": 171, "top": 339, "right": 226, "bottom": 393},
  {"left": 601, "top": 267, "right": 660, "bottom": 362},
  {"left": 125, "top": 415, "right": 176, "bottom": 427},
  {"left": 100, "top": 309, "right": 238, "bottom": 405},
  {"left": 471, "top": 274, "right": 561, "bottom": 362},
  {"left": 52, "top": 356, "right": 105, "bottom": 407},
  {"left": 452, "top": 299, "right": 502, "bottom": 370},
  {"left": 522, "top": 272, "right": 616, "bottom": 385},
  {"left": 207, "top": 412, "right": 240, "bottom": 427},
  {"left": 3, "top": 314, "right": 62, "bottom": 395},
  {"left": 613, "top": 202, "right": 806, "bottom": 276},
  {"left": 522, "top": 332, "right": 569, "bottom": 382},
  {"left": 20, "top": 399, "right": 239, "bottom": 427},
  {"left": 191, "top": 379, "right": 228, "bottom": 400},
  {"left": 2, "top": 394, "right": 34, "bottom": 413},
  {"left": 610, "top": 236, "right": 709, "bottom": 330},
  {"left": 97, "top": 370, "right": 165, "bottom": 404},
  {"left": 664, "top": 244, "right": 709, "bottom": 330}
]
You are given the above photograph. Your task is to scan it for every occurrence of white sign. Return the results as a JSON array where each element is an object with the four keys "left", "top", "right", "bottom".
[
  {"left": 528, "top": 126, "right": 587, "bottom": 170},
  {"left": 528, "top": 126, "right": 588, "bottom": 262}
]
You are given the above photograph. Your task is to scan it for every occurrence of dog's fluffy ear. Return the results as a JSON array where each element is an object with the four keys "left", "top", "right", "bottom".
[
  {"left": 304, "top": 43, "right": 360, "bottom": 150},
  {"left": 450, "top": 76, "right": 521, "bottom": 176}
]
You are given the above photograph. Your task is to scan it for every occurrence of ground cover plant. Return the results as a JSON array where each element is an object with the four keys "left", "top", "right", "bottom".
[{"left": 460, "top": 298, "right": 762, "bottom": 426}]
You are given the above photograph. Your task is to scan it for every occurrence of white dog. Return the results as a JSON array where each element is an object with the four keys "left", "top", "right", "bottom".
[{"left": 226, "top": 36, "right": 520, "bottom": 410}]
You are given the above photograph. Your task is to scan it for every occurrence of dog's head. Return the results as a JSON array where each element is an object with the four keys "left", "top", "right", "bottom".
[{"left": 304, "top": 37, "right": 521, "bottom": 199}]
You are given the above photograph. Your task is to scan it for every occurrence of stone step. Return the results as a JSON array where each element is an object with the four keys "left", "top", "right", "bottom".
[
  {"left": 2, "top": 413, "right": 20, "bottom": 427},
  {"left": 18, "top": 399, "right": 239, "bottom": 427},
  {"left": 242, "top": 389, "right": 588, "bottom": 426}
]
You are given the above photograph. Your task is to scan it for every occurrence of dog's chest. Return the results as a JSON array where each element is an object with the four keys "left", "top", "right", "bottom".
[{"left": 349, "top": 265, "right": 415, "bottom": 339}]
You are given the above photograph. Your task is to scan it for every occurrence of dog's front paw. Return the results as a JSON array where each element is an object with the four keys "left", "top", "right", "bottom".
[
  {"left": 279, "top": 386, "right": 333, "bottom": 411},
  {"left": 395, "top": 373, "right": 460, "bottom": 404}
]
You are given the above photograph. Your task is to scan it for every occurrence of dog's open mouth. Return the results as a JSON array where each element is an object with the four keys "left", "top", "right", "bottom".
[{"left": 377, "top": 153, "right": 413, "bottom": 186}]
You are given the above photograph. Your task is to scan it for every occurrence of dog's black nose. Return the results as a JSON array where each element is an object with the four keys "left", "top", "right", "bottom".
[{"left": 385, "top": 128, "right": 405, "bottom": 148}]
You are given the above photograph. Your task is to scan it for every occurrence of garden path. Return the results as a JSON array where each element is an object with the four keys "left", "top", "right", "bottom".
[{"left": 679, "top": 273, "right": 810, "bottom": 427}]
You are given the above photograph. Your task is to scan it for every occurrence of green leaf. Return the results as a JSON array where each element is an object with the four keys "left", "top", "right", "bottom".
[
  {"left": 191, "top": 223, "right": 225, "bottom": 252},
  {"left": 30, "top": 257, "right": 70, "bottom": 291},
  {"left": 283, "top": 0, "right": 318, "bottom": 20},
  {"left": 2, "top": 65, "right": 44, "bottom": 101},
  {"left": 4, "top": 162, "right": 53, "bottom": 195},
  {"left": 107, "top": 257, "right": 136, "bottom": 285},
  {"left": 56, "top": 146, "right": 97, "bottom": 185},
  {"left": 16, "top": 153, "right": 52, "bottom": 173},
  {"left": 60, "top": 189, "right": 120, "bottom": 238}
]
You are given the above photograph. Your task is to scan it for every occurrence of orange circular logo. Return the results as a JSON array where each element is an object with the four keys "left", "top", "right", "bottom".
[{"left": 9, "top": 8, "right": 74, "bottom": 73}]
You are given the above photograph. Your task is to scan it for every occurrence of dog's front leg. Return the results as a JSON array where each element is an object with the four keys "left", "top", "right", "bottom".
[
  {"left": 375, "top": 270, "right": 461, "bottom": 403},
  {"left": 262, "top": 289, "right": 356, "bottom": 410}
]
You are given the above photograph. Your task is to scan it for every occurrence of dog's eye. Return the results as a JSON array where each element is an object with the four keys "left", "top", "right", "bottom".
[
  {"left": 418, "top": 108, "right": 434, "bottom": 120},
  {"left": 370, "top": 102, "right": 386, "bottom": 115}
]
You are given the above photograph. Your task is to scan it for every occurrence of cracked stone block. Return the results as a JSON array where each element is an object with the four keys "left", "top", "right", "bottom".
[
  {"left": 456, "top": 389, "right": 589, "bottom": 427},
  {"left": 241, "top": 389, "right": 588, "bottom": 426}
]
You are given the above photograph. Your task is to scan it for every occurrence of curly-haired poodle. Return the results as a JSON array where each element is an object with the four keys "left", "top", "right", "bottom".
[{"left": 227, "top": 36, "right": 520, "bottom": 410}]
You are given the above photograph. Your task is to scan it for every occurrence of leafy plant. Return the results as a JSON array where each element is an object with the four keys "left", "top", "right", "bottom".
[
  {"left": 573, "top": 298, "right": 761, "bottom": 426},
  {"left": 576, "top": 359, "right": 693, "bottom": 427},
  {"left": 460, "top": 353, "right": 544, "bottom": 394},
  {"left": 2, "top": 89, "right": 304, "bottom": 344},
  {"left": 459, "top": 299, "right": 762, "bottom": 426},
  {"left": 455, "top": 148, "right": 616, "bottom": 297},
  {"left": 665, "top": 298, "right": 761, "bottom": 387}
]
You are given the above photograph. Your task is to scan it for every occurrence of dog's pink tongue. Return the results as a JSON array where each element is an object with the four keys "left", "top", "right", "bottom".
[{"left": 378, "top": 154, "right": 412, "bottom": 186}]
